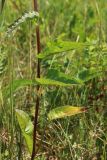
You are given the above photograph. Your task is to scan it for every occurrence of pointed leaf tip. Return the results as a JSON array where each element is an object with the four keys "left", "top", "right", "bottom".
[{"left": 48, "top": 106, "right": 86, "bottom": 120}]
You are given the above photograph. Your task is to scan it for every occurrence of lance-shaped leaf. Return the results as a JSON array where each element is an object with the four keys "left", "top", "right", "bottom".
[
  {"left": 37, "top": 40, "right": 90, "bottom": 59},
  {"left": 48, "top": 106, "right": 87, "bottom": 120},
  {"left": 15, "top": 109, "right": 33, "bottom": 153},
  {"left": 3, "top": 78, "right": 76, "bottom": 97}
]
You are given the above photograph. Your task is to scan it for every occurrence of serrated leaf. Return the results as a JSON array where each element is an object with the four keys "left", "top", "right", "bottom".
[
  {"left": 48, "top": 106, "right": 86, "bottom": 120},
  {"left": 37, "top": 40, "right": 90, "bottom": 59},
  {"left": 15, "top": 109, "right": 33, "bottom": 153}
]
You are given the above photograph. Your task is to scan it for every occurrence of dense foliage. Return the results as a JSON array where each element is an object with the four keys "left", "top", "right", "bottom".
[{"left": 0, "top": 0, "right": 107, "bottom": 159}]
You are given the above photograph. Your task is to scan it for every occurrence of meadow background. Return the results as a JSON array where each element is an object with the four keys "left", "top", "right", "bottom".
[{"left": 0, "top": 0, "right": 107, "bottom": 159}]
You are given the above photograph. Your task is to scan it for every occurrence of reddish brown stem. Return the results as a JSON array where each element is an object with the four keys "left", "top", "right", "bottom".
[{"left": 31, "top": 0, "right": 41, "bottom": 159}]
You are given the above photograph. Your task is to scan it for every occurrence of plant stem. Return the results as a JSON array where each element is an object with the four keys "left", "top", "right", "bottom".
[{"left": 31, "top": 0, "right": 41, "bottom": 159}]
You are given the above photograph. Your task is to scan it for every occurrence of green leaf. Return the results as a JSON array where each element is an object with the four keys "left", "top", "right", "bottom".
[
  {"left": 37, "top": 40, "right": 90, "bottom": 59},
  {"left": 3, "top": 78, "right": 76, "bottom": 97},
  {"left": 15, "top": 109, "right": 33, "bottom": 153},
  {"left": 46, "top": 69, "right": 83, "bottom": 85},
  {"left": 78, "top": 68, "right": 102, "bottom": 82},
  {"left": 48, "top": 106, "right": 86, "bottom": 120}
]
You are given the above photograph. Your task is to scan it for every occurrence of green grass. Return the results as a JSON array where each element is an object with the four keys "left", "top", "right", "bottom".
[{"left": 0, "top": 0, "right": 107, "bottom": 159}]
